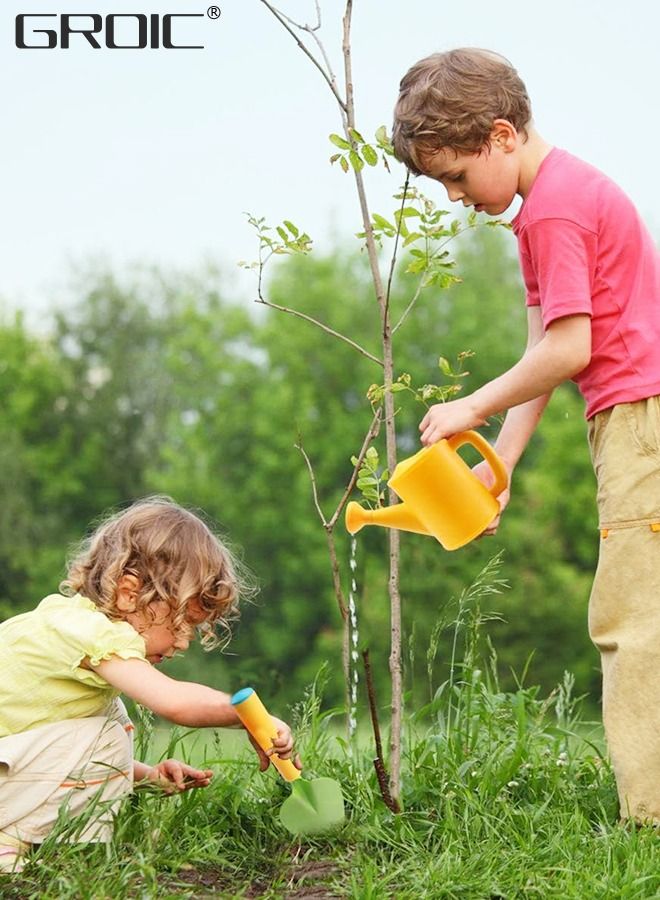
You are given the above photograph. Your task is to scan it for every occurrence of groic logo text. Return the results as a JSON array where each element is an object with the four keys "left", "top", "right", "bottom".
[{"left": 15, "top": 13, "right": 207, "bottom": 49}]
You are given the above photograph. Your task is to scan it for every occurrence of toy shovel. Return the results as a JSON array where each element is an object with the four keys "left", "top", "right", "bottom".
[{"left": 231, "top": 687, "right": 345, "bottom": 835}]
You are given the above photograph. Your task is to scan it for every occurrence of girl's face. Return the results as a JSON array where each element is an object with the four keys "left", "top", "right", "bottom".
[
  {"left": 116, "top": 574, "right": 208, "bottom": 664},
  {"left": 127, "top": 598, "right": 208, "bottom": 664}
]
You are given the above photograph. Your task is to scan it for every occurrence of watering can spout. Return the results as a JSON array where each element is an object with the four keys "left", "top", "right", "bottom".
[{"left": 345, "top": 500, "right": 430, "bottom": 536}]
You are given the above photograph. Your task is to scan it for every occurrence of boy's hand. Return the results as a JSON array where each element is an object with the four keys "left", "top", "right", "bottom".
[
  {"left": 419, "top": 397, "right": 486, "bottom": 446},
  {"left": 140, "top": 759, "right": 213, "bottom": 793},
  {"left": 247, "top": 716, "right": 303, "bottom": 773},
  {"left": 472, "top": 459, "right": 511, "bottom": 535}
]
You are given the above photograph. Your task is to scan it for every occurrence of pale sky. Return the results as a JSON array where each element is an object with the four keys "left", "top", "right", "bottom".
[{"left": 3, "top": 0, "right": 659, "bottom": 318}]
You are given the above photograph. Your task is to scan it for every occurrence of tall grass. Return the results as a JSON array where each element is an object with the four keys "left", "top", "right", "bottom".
[{"left": 5, "top": 557, "right": 660, "bottom": 899}]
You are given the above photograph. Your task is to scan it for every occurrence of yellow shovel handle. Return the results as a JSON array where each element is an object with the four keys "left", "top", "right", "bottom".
[{"left": 230, "top": 687, "right": 301, "bottom": 783}]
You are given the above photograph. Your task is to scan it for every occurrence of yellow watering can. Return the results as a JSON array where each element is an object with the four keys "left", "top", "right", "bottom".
[{"left": 345, "top": 430, "right": 507, "bottom": 551}]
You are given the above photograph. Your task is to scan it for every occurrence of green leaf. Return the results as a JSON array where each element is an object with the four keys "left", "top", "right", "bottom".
[
  {"left": 366, "top": 446, "right": 379, "bottom": 461},
  {"left": 405, "top": 259, "right": 426, "bottom": 275},
  {"left": 349, "top": 127, "right": 365, "bottom": 144},
  {"left": 373, "top": 214, "right": 395, "bottom": 231},
  {"left": 283, "top": 220, "right": 299, "bottom": 238},
  {"left": 349, "top": 149, "right": 364, "bottom": 172},
  {"left": 438, "top": 357, "right": 453, "bottom": 377},
  {"left": 340, "top": 156, "right": 350, "bottom": 174},
  {"left": 375, "top": 125, "right": 388, "bottom": 144},
  {"left": 329, "top": 133, "right": 351, "bottom": 150},
  {"left": 362, "top": 144, "right": 378, "bottom": 166}
]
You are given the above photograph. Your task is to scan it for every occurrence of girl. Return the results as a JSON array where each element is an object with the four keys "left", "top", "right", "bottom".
[{"left": 0, "top": 497, "right": 299, "bottom": 873}]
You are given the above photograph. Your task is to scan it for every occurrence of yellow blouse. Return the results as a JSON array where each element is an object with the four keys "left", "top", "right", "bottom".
[{"left": 0, "top": 593, "right": 146, "bottom": 737}]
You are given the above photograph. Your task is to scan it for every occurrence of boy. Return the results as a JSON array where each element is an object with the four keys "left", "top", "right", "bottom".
[{"left": 392, "top": 47, "right": 660, "bottom": 823}]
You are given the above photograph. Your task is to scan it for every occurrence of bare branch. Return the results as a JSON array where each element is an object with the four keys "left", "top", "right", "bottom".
[
  {"left": 295, "top": 438, "right": 327, "bottom": 527},
  {"left": 259, "top": 0, "right": 347, "bottom": 113},
  {"left": 295, "top": 436, "right": 349, "bottom": 623},
  {"left": 255, "top": 294, "right": 383, "bottom": 367},
  {"left": 384, "top": 173, "right": 411, "bottom": 329},
  {"left": 272, "top": 2, "right": 343, "bottom": 115},
  {"left": 392, "top": 280, "right": 424, "bottom": 335}
]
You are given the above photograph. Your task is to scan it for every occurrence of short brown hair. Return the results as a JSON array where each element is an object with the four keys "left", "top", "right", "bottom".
[
  {"left": 393, "top": 48, "right": 532, "bottom": 175},
  {"left": 61, "top": 496, "right": 253, "bottom": 649}
]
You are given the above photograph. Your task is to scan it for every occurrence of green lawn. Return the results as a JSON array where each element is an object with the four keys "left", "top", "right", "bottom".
[
  {"left": 5, "top": 669, "right": 660, "bottom": 900},
  {"left": 5, "top": 566, "right": 659, "bottom": 900}
]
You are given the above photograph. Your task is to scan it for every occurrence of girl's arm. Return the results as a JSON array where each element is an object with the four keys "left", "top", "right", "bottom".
[
  {"left": 95, "top": 656, "right": 240, "bottom": 726},
  {"left": 92, "top": 657, "right": 298, "bottom": 765},
  {"left": 419, "top": 309, "right": 591, "bottom": 446}
]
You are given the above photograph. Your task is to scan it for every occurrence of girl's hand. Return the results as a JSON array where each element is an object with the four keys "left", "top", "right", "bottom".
[
  {"left": 140, "top": 759, "right": 213, "bottom": 793},
  {"left": 248, "top": 716, "right": 303, "bottom": 773}
]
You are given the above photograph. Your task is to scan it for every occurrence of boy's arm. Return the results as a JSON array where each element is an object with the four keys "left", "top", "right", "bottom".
[
  {"left": 419, "top": 309, "right": 591, "bottom": 446},
  {"left": 489, "top": 306, "right": 553, "bottom": 471},
  {"left": 469, "top": 309, "right": 550, "bottom": 533}
]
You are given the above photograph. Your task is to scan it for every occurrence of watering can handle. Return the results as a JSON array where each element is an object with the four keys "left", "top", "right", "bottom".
[
  {"left": 230, "top": 687, "right": 301, "bottom": 783},
  {"left": 447, "top": 430, "right": 508, "bottom": 499}
]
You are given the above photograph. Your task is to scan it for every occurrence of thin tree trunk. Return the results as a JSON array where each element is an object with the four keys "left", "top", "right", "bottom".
[{"left": 342, "top": 0, "right": 402, "bottom": 801}]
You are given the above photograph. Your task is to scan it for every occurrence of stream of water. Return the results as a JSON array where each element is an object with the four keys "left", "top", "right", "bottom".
[{"left": 348, "top": 535, "right": 359, "bottom": 738}]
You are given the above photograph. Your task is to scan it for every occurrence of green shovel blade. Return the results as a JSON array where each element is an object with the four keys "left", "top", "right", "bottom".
[{"left": 279, "top": 776, "right": 345, "bottom": 835}]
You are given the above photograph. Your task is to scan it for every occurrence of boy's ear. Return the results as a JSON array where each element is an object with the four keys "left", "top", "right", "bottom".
[
  {"left": 490, "top": 119, "right": 517, "bottom": 151},
  {"left": 116, "top": 573, "right": 140, "bottom": 612}
]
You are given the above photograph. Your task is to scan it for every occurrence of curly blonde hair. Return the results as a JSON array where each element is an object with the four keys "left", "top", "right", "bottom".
[
  {"left": 61, "top": 496, "right": 252, "bottom": 650},
  {"left": 392, "top": 48, "right": 532, "bottom": 175}
]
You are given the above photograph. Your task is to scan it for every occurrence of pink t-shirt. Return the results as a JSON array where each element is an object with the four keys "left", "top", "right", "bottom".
[{"left": 511, "top": 148, "right": 660, "bottom": 419}]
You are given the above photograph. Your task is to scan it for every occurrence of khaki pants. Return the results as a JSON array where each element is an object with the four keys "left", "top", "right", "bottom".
[
  {"left": 0, "top": 700, "right": 133, "bottom": 848},
  {"left": 588, "top": 397, "right": 660, "bottom": 822}
]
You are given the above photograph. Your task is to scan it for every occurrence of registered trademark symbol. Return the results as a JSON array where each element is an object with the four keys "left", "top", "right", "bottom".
[{"left": 207, "top": 5, "right": 221, "bottom": 18}]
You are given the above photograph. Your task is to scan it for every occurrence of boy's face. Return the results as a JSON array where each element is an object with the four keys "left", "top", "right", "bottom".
[{"left": 419, "top": 122, "right": 520, "bottom": 216}]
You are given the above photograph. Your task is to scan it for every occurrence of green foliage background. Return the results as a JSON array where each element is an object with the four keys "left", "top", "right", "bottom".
[{"left": 0, "top": 226, "right": 600, "bottom": 711}]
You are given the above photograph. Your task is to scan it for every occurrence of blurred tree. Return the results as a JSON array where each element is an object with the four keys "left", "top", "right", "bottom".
[
  {"left": 0, "top": 230, "right": 601, "bottom": 709},
  {"left": 0, "top": 312, "right": 72, "bottom": 611}
]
